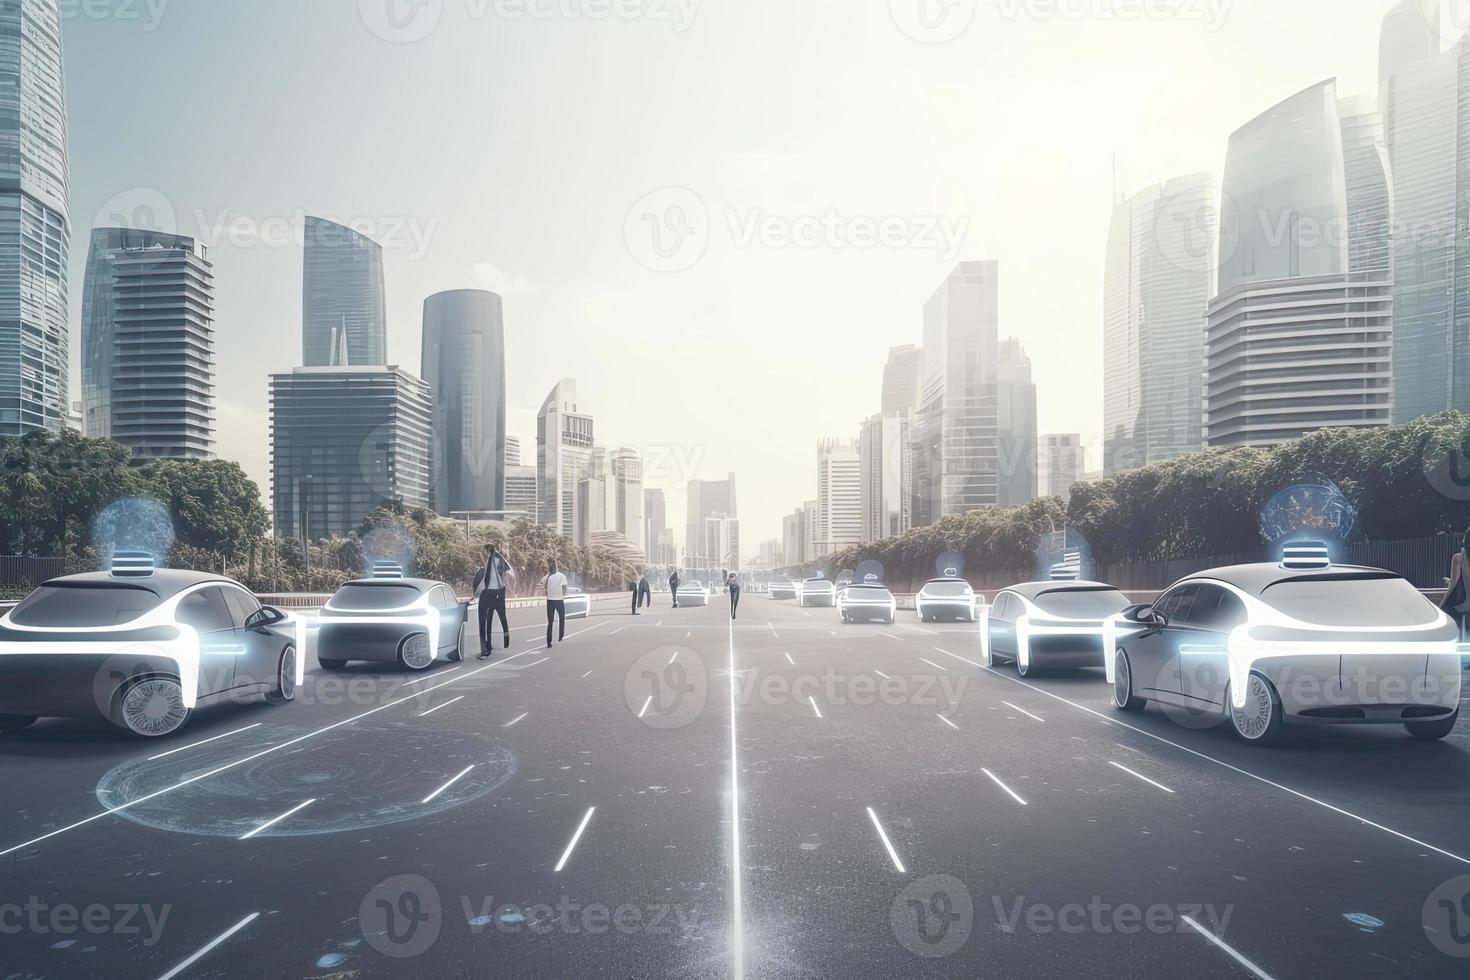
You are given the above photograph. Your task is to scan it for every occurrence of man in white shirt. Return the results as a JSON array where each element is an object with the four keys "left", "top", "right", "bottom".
[{"left": 545, "top": 561, "right": 569, "bottom": 649}]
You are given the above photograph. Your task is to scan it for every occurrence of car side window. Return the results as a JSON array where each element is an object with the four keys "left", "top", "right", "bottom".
[
  {"left": 994, "top": 594, "right": 1013, "bottom": 619},
  {"left": 1213, "top": 590, "right": 1248, "bottom": 631},
  {"left": 176, "top": 587, "right": 235, "bottom": 632},
  {"left": 1181, "top": 585, "right": 1224, "bottom": 628},
  {"left": 221, "top": 586, "right": 262, "bottom": 628},
  {"left": 435, "top": 587, "right": 454, "bottom": 608}
]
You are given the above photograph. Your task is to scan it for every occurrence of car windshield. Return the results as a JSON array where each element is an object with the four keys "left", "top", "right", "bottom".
[
  {"left": 1264, "top": 575, "right": 1438, "bottom": 627},
  {"left": 9, "top": 583, "right": 163, "bottom": 627},
  {"left": 806, "top": 580, "right": 834, "bottom": 590},
  {"left": 924, "top": 581, "right": 971, "bottom": 597},
  {"left": 328, "top": 584, "right": 423, "bottom": 610},
  {"left": 1034, "top": 588, "right": 1130, "bottom": 619}
]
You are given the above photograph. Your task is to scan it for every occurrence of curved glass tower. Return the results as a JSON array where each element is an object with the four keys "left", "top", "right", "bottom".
[
  {"left": 0, "top": 0, "right": 70, "bottom": 435},
  {"left": 302, "top": 216, "right": 386, "bottom": 367},
  {"left": 421, "top": 289, "right": 507, "bottom": 516}
]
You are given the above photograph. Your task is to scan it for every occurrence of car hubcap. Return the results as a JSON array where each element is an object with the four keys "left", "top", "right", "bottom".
[
  {"left": 401, "top": 633, "right": 434, "bottom": 670},
  {"left": 1114, "top": 651, "right": 1130, "bottom": 707},
  {"left": 122, "top": 680, "right": 188, "bottom": 736},
  {"left": 1231, "top": 676, "right": 1272, "bottom": 740},
  {"left": 280, "top": 648, "right": 297, "bottom": 699}
]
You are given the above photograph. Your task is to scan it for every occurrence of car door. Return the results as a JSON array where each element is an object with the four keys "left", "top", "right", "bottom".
[
  {"left": 175, "top": 586, "right": 241, "bottom": 698},
  {"left": 1176, "top": 585, "right": 1241, "bottom": 707},
  {"left": 434, "top": 586, "right": 464, "bottom": 654},
  {"left": 989, "top": 594, "right": 1016, "bottom": 656},
  {"left": 222, "top": 585, "right": 276, "bottom": 691},
  {"left": 1126, "top": 585, "right": 1193, "bottom": 703}
]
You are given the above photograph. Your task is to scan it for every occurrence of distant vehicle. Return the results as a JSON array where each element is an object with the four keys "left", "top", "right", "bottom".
[
  {"left": 315, "top": 563, "right": 469, "bottom": 672},
  {"left": 838, "top": 584, "right": 897, "bottom": 624},
  {"left": 1109, "top": 543, "right": 1462, "bottom": 745},
  {"left": 0, "top": 553, "right": 301, "bottom": 738},
  {"left": 984, "top": 581, "right": 1131, "bottom": 676},
  {"left": 678, "top": 582, "right": 710, "bottom": 607},
  {"left": 565, "top": 587, "right": 592, "bottom": 620},
  {"left": 769, "top": 579, "right": 798, "bottom": 600},
  {"left": 799, "top": 578, "right": 837, "bottom": 608},
  {"left": 916, "top": 577, "right": 980, "bottom": 623}
]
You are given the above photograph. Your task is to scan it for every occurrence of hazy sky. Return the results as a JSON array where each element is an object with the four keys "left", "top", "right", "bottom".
[{"left": 62, "top": 0, "right": 1409, "bottom": 553}]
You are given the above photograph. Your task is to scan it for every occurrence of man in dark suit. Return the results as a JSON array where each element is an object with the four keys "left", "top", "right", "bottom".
[{"left": 475, "top": 544, "right": 513, "bottom": 659}]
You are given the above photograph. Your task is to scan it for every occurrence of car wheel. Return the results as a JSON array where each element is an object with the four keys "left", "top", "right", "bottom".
[
  {"left": 113, "top": 677, "right": 191, "bottom": 738},
  {"left": 318, "top": 657, "right": 347, "bottom": 670},
  {"left": 1112, "top": 648, "right": 1146, "bottom": 712},
  {"left": 1405, "top": 709, "right": 1459, "bottom": 741},
  {"left": 398, "top": 633, "right": 435, "bottom": 671},
  {"left": 266, "top": 645, "right": 297, "bottom": 705},
  {"left": 1228, "top": 672, "right": 1287, "bottom": 746},
  {"left": 447, "top": 623, "right": 465, "bottom": 663},
  {"left": 1016, "top": 656, "right": 1032, "bottom": 678},
  {"left": 0, "top": 713, "right": 37, "bottom": 734}
]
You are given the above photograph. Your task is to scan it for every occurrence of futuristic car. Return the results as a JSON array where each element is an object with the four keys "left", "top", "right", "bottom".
[
  {"left": 838, "top": 582, "right": 897, "bottom": 624},
  {"left": 315, "top": 563, "right": 469, "bottom": 671},
  {"left": 1108, "top": 543, "right": 1462, "bottom": 744},
  {"left": 677, "top": 582, "right": 710, "bottom": 607},
  {"left": 916, "top": 576, "right": 980, "bottom": 622},
  {"left": 984, "top": 580, "right": 1131, "bottom": 676},
  {"left": 565, "top": 587, "right": 592, "bottom": 620},
  {"left": 798, "top": 578, "right": 837, "bottom": 608},
  {"left": 0, "top": 553, "right": 301, "bottom": 738},
  {"left": 769, "top": 579, "right": 798, "bottom": 600}
]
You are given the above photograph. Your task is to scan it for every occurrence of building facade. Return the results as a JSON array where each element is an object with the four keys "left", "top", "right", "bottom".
[
  {"left": 686, "top": 475, "right": 737, "bottom": 565},
  {"left": 421, "top": 289, "right": 507, "bottom": 517},
  {"left": 506, "top": 435, "right": 522, "bottom": 468},
  {"left": 816, "top": 438, "right": 862, "bottom": 557},
  {"left": 997, "top": 338, "right": 1038, "bottom": 506},
  {"left": 536, "top": 379, "right": 594, "bottom": 537},
  {"left": 504, "top": 464, "right": 538, "bottom": 520},
  {"left": 1043, "top": 433, "right": 1084, "bottom": 505},
  {"left": 782, "top": 508, "right": 805, "bottom": 569},
  {"left": 881, "top": 344, "right": 923, "bottom": 416},
  {"left": 860, "top": 413, "right": 908, "bottom": 543},
  {"left": 644, "top": 488, "right": 670, "bottom": 565},
  {"left": 610, "top": 447, "right": 643, "bottom": 547},
  {"left": 302, "top": 216, "right": 386, "bottom": 368}
]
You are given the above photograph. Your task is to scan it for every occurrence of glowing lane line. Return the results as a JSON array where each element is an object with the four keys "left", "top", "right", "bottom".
[
  {"left": 784, "top": 653, "right": 796, "bottom": 666},
  {"left": 418, "top": 696, "right": 464, "bottom": 718},
  {"left": 768, "top": 623, "right": 778, "bottom": 639},
  {"left": 1181, "top": 915, "right": 1276, "bottom": 980},
  {"left": 879, "top": 632, "right": 902, "bottom": 641},
  {"left": 403, "top": 667, "right": 461, "bottom": 687},
  {"left": 728, "top": 616, "right": 746, "bottom": 980},
  {"left": 555, "top": 806, "right": 596, "bottom": 873},
  {"left": 518, "top": 658, "right": 550, "bottom": 668},
  {"left": 981, "top": 768, "right": 1028, "bottom": 806},
  {"left": 421, "top": 765, "right": 476, "bottom": 804},
  {"left": 1108, "top": 760, "right": 1175, "bottom": 795},
  {"left": 239, "top": 798, "right": 315, "bottom": 840},
  {"left": 580, "top": 670, "right": 593, "bottom": 679},
  {"left": 638, "top": 696, "right": 654, "bottom": 719},
  {"left": 808, "top": 697, "right": 824, "bottom": 719},
  {"left": 978, "top": 666, "right": 1470, "bottom": 866},
  {"left": 669, "top": 650, "right": 680, "bottom": 665},
  {"left": 865, "top": 807, "right": 907, "bottom": 873},
  {"left": 934, "top": 647, "right": 983, "bottom": 669},
  {"left": 505, "top": 713, "right": 528, "bottom": 728},
  {"left": 937, "top": 714, "right": 960, "bottom": 731},
  {"left": 919, "top": 658, "right": 948, "bottom": 672},
  {"left": 874, "top": 669, "right": 892, "bottom": 680},
  {"left": 146, "top": 723, "right": 262, "bottom": 762},
  {"left": 155, "top": 912, "right": 260, "bottom": 980},
  {"left": 1000, "top": 700, "right": 1044, "bottom": 723}
]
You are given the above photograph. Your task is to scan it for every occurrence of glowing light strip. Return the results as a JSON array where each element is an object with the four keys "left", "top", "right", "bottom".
[
  {"left": 934, "top": 647, "right": 983, "bottom": 669},
  {"left": 1181, "top": 915, "right": 1276, "bottom": 980},
  {"left": 239, "top": 798, "right": 315, "bottom": 840},
  {"left": 555, "top": 806, "right": 596, "bottom": 873},
  {"left": 982, "top": 768, "right": 1028, "bottom": 806},
  {"left": 147, "top": 723, "right": 262, "bottom": 761},
  {"left": 505, "top": 712, "right": 528, "bottom": 727},
  {"left": 865, "top": 807, "right": 906, "bottom": 873},
  {"left": 1108, "top": 760, "right": 1175, "bottom": 794},
  {"left": 155, "top": 912, "right": 260, "bottom": 980},
  {"left": 418, "top": 696, "right": 463, "bottom": 718},
  {"left": 937, "top": 714, "right": 959, "bottom": 731},
  {"left": 421, "top": 765, "right": 476, "bottom": 804},
  {"left": 1001, "top": 700, "right": 1044, "bottom": 723}
]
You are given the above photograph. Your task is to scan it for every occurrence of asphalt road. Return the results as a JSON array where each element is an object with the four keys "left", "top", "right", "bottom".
[{"left": 2, "top": 594, "right": 1469, "bottom": 978}]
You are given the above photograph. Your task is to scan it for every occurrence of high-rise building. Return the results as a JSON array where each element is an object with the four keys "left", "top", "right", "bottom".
[
  {"left": 1340, "top": 94, "right": 1394, "bottom": 277},
  {"left": 782, "top": 509, "right": 804, "bottom": 569},
  {"left": 269, "top": 366, "right": 433, "bottom": 539},
  {"left": 1379, "top": 0, "right": 1441, "bottom": 87},
  {"left": 701, "top": 514, "right": 740, "bottom": 571},
  {"left": 644, "top": 487, "right": 669, "bottom": 565},
  {"left": 81, "top": 229, "right": 216, "bottom": 460},
  {"left": 803, "top": 498, "right": 820, "bottom": 566},
  {"left": 881, "top": 344, "right": 923, "bottom": 416},
  {"left": 816, "top": 438, "right": 862, "bottom": 557},
  {"left": 302, "top": 216, "right": 386, "bottom": 368},
  {"left": 756, "top": 539, "right": 782, "bottom": 569},
  {"left": 686, "top": 475, "right": 737, "bottom": 564},
  {"left": 997, "top": 339, "right": 1038, "bottom": 506},
  {"left": 860, "top": 413, "right": 908, "bottom": 543},
  {"left": 610, "top": 447, "right": 643, "bottom": 547},
  {"left": 1102, "top": 173, "right": 1215, "bottom": 474},
  {"left": 506, "top": 436, "right": 522, "bottom": 468},
  {"left": 1205, "top": 79, "right": 1393, "bottom": 448},
  {"left": 504, "top": 464, "right": 537, "bottom": 521},
  {"left": 421, "top": 289, "right": 506, "bottom": 517},
  {"left": 913, "top": 261, "right": 999, "bottom": 526},
  {"left": 536, "top": 379, "right": 594, "bottom": 537},
  {"left": 1043, "top": 433, "right": 1084, "bottom": 505},
  {"left": 0, "top": 0, "right": 70, "bottom": 436}
]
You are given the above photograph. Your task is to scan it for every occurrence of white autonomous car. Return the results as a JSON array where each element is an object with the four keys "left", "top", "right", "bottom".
[
  {"left": 984, "top": 581, "right": 1132, "bottom": 676},
  {"left": 677, "top": 581, "right": 710, "bottom": 607},
  {"left": 564, "top": 587, "right": 592, "bottom": 620},
  {"left": 1108, "top": 543, "right": 1462, "bottom": 745},
  {"left": 799, "top": 578, "right": 837, "bottom": 608},
  {"left": 315, "top": 563, "right": 469, "bottom": 671},
  {"left": 916, "top": 574, "right": 980, "bottom": 623},
  {"left": 838, "top": 576, "right": 898, "bottom": 624},
  {"left": 0, "top": 553, "right": 302, "bottom": 738},
  {"left": 769, "top": 579, "right": 798, "bottom": 600}
]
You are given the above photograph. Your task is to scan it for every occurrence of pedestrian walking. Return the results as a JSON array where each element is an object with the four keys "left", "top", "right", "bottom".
[
  {"left": 638, "top": 569, "right": 652, "bottom": 612},
  {"left": 727, "top": 572, "right": 741, "bottom": 620},
  {"left": 669, "top": 569, "right": 682, "bottom": 608},
  {"left": 1443, "top": 527, "right": 1470, "bottom": 640},
  {"left": 474, "top": 544, "right": 513, "bottom": 660},
  {"left": 545, "top": 561, "right": 569, "bottom": 649}
]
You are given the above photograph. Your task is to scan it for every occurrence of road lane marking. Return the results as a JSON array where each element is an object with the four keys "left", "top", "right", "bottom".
[
  {"left": 418, "top": 696, "right": 465, "bottom": 718},
  {"left": 1001, "top": 700, "right": 1045, "bottom": 723},
  {"left": 505, "top": 713, "right": 528, "bottom": 728},
  {"left": 874, "top": 669, "right": 892, "bottom": 680},
  {"left": 934, "top": 647, "right": 983, "bottom": 668},
  {"left": 156, "top": 912, "right": 260, "bottom": 980},
  {"left": 403, "top": 667, "right": 461, "bottom": 687},
  {"left": 808, "top": 697, "right": 824, "bottom": 719},
  {"left": 1109, "top": 760, "right": 1175, "bottom": 794},
  {"left": 728, "top": 617, "right": 746, "bottom": 979},
  {"left": 669, "top": 651, "right": 680, "bottom": 665},
  {"left": 978, "top": 667, "right": 1470, "bottom": 866},
  {"left": 555, "top": 806, "right": 596, "bottom": 873},
  {"left": 518, "top": 658, "right": 549, "bottom": 668},
  {"left": 784, "top": 653, "right": 795, "bottom": 666},
  {"left": 768, "top": 623, "right": 778, "bottom": 639},
  {"left": 147, "top": 723, "right": 262, "bottom": 761},
  {"left": 610, "top": 628, "right": 626, "bottom": 636},
  {"left": 422, "top": 765, "right": 476, "bottom": 804},
  {"left": 879, "top": 632, "right": 902, "bottom": 641},
  {"left": 686, "top": 631, "right": 692, "bottom": 638},
  {"left": 865, "top": 807, "right": 906, "bottom": 873},
  {"left": 937, "top": 714, "right": 960, "bottom": 731},
  {"left": 829, "top": 630, "right": 838, "bottom": 636},
  {"left": 638, "top": 696, "right": 654, "bottom": 719},
  {"left": 580, "top": 670, "right": 593, "bottom": 679},
  {"left": 240, "top": 799, "right": 315, "bottom": 840},
  {"left": 919, "top": 658, "right": 948, "bottom": 671},
  {"left": 1181, "top": 915, "right": 1275, "bottom": 980},
  {"left": 981, "top": 768, "right": 1028, "bottom": 806}
]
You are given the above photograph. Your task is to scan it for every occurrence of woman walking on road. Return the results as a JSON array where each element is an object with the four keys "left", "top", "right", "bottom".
[
  {"left": 545, "top": 561, "right": 569, "bottom": 649},
  {"left": 1443, "top": 527, "right": 1470, "bottom": 640},
  {"left": 727, "top": 572, "right": 741, "bottom": 620}
]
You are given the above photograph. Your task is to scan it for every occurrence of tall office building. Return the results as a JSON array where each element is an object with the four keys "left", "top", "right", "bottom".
[
  {"left": 1102, "top": 173, "right": 1214, "bottom": 474},
  {"left": 0, "top": 0, "right": 69, "bottom": 435},
  {"left": 536, "top": 379, "right": 594, "bottom": 537},
  {"left": 860, "top": 413, "right": 908, "bottom": 543},
  {"left": 302, "top": 216, "right": 386, "bottom": 368},
  {"left": 81, "top": 229, "right": 216, "bottom": 460},
  {"left": 913, "top": 261, "right": 1000, "bottom": 526},
  {"left": 1043, "top": 434, "right": 1084, "bottom": 505},
  {"left": 782, "top": 507, "right": 806, "bottom": 568},
  {"left": 702, "top": 514, "right": 741, "bottom": 571},
  {"left": 609, "top": 447, "right": 643, "bottom": 547},
  {"left": 1339, "top": 95, "right": 1394, "bottom": 277},
  {"left": 421, "top": 289, "right": 507, "bottom": 516},
  {"left": 1379, "top": 0, "right": 1441, "bottom": 87},
  {"left": 504, "top": 464, "right": 538, "bottom": 520},
  {"left": 644, "top": 487, "right": 669, "bottom": 565},
  {"left": 506, "top": 436, "right": 522, "bottom": 468},
  {"left": 803, "top": 498, "right": 820, "bottom": 566},
  {"left": 881, "top": 344, "right": 923, "bottom": 416},
  {"left": 1205, "top": 80, "right": 1393, "bottom": 448},
  {"left": 686, "top": 475, "right": 737, "bottom": 565},
  {"left": 270, "top": 366, "right": 433, "bottom": 539},
  {"left": 997, "top": 339, "right": 1038, "bottom": 506},
  {"left": 816, "top": 439, "right": 862, "bottom": 557}
]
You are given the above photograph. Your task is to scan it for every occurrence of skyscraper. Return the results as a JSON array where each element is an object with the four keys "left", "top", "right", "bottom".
[
  {"left": 686, "top": 475, "right": 737, "bottom": 565},
  {"left": 1043, "top": 434, "right": 1084, "bottom": 505},
  {"left": 504, "top": 464, "right": 538, "bottom": 520},
  {"left": 506, "top": 436, "right": 522, "bottom": 468},
  {"left": 644, "top": 487, "right": 670, "bottom": 565},
  {"left": 860, "top": 413, "right": 908, "bottom": 543},
  {"left": 1102, "top": 174, "right": 1214, "bottom": 474},
  {"left": 0, "top": 0, "right": 69, "bottom": 435},
  {"left": 536, "top": 379, "right": 594, "bottom": 537},
  {"left": 1379, "top": 0, "right": 1441, "bottom": 88},
  {"left": 610, "top": 447, "right": 643, "bottom": 546},
  {"left": 421, "top": 289, "right": 507, "bottom": 517},
  {"left": 997, "top": 338, "right": 1038, "bottom": 506},
  {"left": 816, "top": 438, "right": 862, "bottom": 557},
  {"left": 1339, "top": 94, "right": 1394, "bottom": 277},
  {"left": 302, "top": 216, "right": 386, "bottom": 368},
  {"left": 881, "top": 345, "right": 923, "bottom": 416},
  {"left": 81, "top": 229, "right": 216, "bottom": 460},
  {"left": 782, "top": 508, "right": 805, "bottom": 568}
]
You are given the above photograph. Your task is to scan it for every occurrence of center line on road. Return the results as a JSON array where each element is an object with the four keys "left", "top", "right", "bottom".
[
  {"left": 768, "top": 623, "right": 778, "bottom": 638},
  {"left": 728, "top": 617, "right": 746, "bottom": 979},
  {"left": 403, "top": 667, "right": 460, "bottom": 687},
  {"left": 418, "top": 696, "right": 464, "bottom": 718},
  {"left": 1108, "top": 760, "right": 1176, "bottom": 794},
  {"left": 1001, "top": 700, "right": 1045, "bottom": 723},
  {"left": 784, "top": 653, "right": 795, "bottom": 666},
  {"left": 934, "top": 647, "right": 983, "bottom": 668},
  {"left": 686, "top": 631, "right": 692, "bottom": 638},
  {"left": 580, "top": 670, "right": 593, "bottom": 679},
  {"left": 919, "top": 658, "right": 948, "bottom": 671},
  {"left": 808, "top": 697, "right": 824, "bottom": 719},
  {"left": 669, "top": 651, "right": 680, "bottom": 665},
  {"left": 865, "top": 807, "right": 907, "bottom": 873},
  {"left": 981, "top": 768, "right": 1028, "bottom": 806},
  {"left": 239, "top": 799, "right": 315, "bottom": 840},
  {"left": 156, "top": 912, "right": 260, "bottom": 980},
  {"left": 505, "top": 713, "right": 529, "bottom": 728},
  {"left": 1181, "top": 914, "right": 1275, "bottom": 980},
  {"left": 638, "top": 695, "right": 654, "bottom": 719},
  {"left": 421, "top": 765, "right": 476, "bottom": 804},
  {"left": 937, "top": 714, "right": 960, "bottom": 731},
  {"left": 147, "top": 723, "right": 262, "bottom": 761},
  {"left": 829, "top": 630, "right": 838, "bottom": 637},
  {"left": 555, "top": 806, "right": 597, "bottom": 873},
  {"left": 517, "top": 657, "right": 549, "bottom": 668},
  {"left": 874, "top": 669, "right": 892, "bottom": 680}
]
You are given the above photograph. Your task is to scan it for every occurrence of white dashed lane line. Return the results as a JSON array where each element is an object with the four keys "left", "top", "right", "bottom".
[
  {"left": 981, "top": 768, "right": 1028, "bottom": 806},
  {"left": 418, "top": 696, "right": 464, "bottom": 718},
  {"left": 784, "top": 653, "right": 795, "bottom": 666},
  {"left": 421, "top": 765, "right": 476, "bottom": 805},
  {"left": 638, "top": 696, "right": 654, "bottom": 719},
  {"left": 808, "top": 697, "right": 824, "bottom": 719},
  {"left": 156, "top": 912, "right": 260, "bottom": 980},
  {"left": 555, "top": 806, "right": 596, "bottom": 873},
  {"left": 865, "top": 807, "right": 907, "bottom": 873},
  {"left": 239, "top": 799, "right": 315, "bottom": 840},
  {"left": 1000, "top": 700, "right": 1044, "bottom": 723},
  {"left": 1181, "top": 915, "right": 1276, "bottom": 980},
  {"left": 1108, "top": 760, "right": 1175, "bottom": 795},
  {"left": 933, "top": 647, "right": 983, "bottom": 669},
  {"left": 937, "top": 714, "right": 960, "bottom": 731},
  {"left": 504, "top": 713, "right": 529, "bottom": 728},
  {"left": 918, "top": 658, "right": 948, "bottom": 672}
]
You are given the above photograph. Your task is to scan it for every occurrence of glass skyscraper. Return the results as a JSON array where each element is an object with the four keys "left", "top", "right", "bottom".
[
  {"left": 421, "top": 289, "right": 507, "bottom": 516},
  {"left": 301, "top": 216, "right": 386, "bottom": 368},
  {"left": 0, "top": 0, "right": 69, "bottom": 435},
  {"left": 536, "top": 379, "right": 594, "bottom": 537}
]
